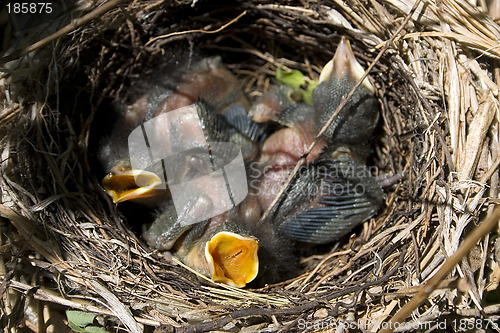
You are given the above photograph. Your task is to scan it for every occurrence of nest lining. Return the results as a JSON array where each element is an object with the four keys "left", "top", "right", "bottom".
[{"left": 1, "top": 0, "right": 500, "bottom": 332}]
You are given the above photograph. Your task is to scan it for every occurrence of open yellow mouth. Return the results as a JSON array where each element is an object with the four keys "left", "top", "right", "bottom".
[
  {"left": 205, "top": 231, "right": 259, "bottom": 288},
  {"left": 102, "top": 170, "right": 162, "bottom": 203}
]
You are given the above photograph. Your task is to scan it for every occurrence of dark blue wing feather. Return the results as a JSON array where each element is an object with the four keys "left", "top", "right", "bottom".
[{"left": 278, "top": 155, "right": 383, "bottom": 244}]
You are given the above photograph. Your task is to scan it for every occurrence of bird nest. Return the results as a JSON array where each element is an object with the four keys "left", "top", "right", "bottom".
[{"left": 1, "top": 0, "right": 500, "bottom": 332}]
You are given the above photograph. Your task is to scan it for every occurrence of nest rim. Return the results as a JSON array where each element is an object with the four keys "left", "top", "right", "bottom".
[{"left": 1, "top": 0, "right": 500, "bottom": 331}]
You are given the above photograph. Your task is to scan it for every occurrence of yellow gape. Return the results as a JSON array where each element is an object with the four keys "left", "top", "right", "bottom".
[
  {"left": 102, "top": 170, "right": 162, "bottom": 203},
  {"left": 206, "top": 232, "right": 259, "bottom": 287}
]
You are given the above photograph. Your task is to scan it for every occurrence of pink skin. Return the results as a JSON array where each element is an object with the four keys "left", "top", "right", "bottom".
[
  {"left": 155, "top": 65, "right": 249, "bottom": 116},
  {"left": 125, "top": 95, "right": 149, "bottom": 126},
  {"left": 120, "top": 59, "right": 249, "bottom": 129},
  {"left": 238, "top": 196, "right": 262, "bottom": 225},
  {"left": 250, "top": 93, "right": 284, "bottom": 123},
  {"left": 145, "top": 103, "right": 214, "bottom": 170},
  {"left": 144, "top": 61, "right": 250, "bottom": 158},
  {"left": 257, "top": 120, "right": 325, "bottom": 210},
  {"left": 136, "top": 61, "right": 252, "bottom": 227}
]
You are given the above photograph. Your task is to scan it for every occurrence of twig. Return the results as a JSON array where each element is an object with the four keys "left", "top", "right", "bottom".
[
  {"left": 89, "top": 280, "right": 143, "bottom": 333},
  {"left": 0, "top": 0, "right": 122, "bottom": 65},
  {"left": 300, "top": 249, "right": 353, "bottom": 288},
  {"left": 5, "top": 279, "right": 160, "bottom": 327},
  {"left": 378, "top": 204, "right": 500, "bottom": 333},
  {"left": 479, "top": 154, "right": 500, "bottom": 184},
  {"left": 377, "top": 31, "right": 500, "bottom": 58},
  {"left": 174, "top": 250, "right": 404, "bottom": 333},
  {"left": 258, "top": 0, "right": 424, "bottom": 224},
  {"left": 145, "top": 11, "right": 247, "bottom": 46}
]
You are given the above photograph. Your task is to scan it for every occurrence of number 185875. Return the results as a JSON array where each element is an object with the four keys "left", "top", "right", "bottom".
[
  {"left": 6, "top": 3, "right": 53, "bottom": 14},
  {"left": 452, "top": 318, "right": 499, "bottom": 330}
]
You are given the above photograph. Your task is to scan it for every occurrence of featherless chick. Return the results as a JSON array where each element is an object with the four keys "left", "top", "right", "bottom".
[
  {"left": 99, "top": 56, "right": 258, "bottom": 205},
  {"left": 251, "top": 37, "right": 383, "bottom": 244},
  {"left": 97, "top": 39, "right": 385, "bottom": 287},
  {"left": 98, "top": 57, "right": 291, "bottom": 287}
]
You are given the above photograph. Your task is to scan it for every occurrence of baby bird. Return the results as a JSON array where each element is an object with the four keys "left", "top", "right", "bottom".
[
  {"left": 99, "top": 56, "right": 255, "bottom": 204},
  {"left": 153, "top": 56, "right": 250, "bottom": 115},
  {"left": 312, "top": 37, "right": 379, "bottom": 162},
  {"left": 143, "top": 194, "right": 294, "bottom": 287},
  {"left": 97, "top": 39, "right": 384, "bottom": 286},
  {"left": 104, "top": 99, "right": 269, "bottom": 287},
  {"left": 97, "top": 55, "right": 284, "bottom": 287},
  {"left": 274, "top": 152, "right": 384, "bottom": 244},
  {"left": 254, "top": 37, "right": 383, "bottom": 244},
  {"left": 133, "top": 100, "right": 293, "bottom": 287},
  {"left": 143, "top": 204, "right": 261, "bottom": 288}
]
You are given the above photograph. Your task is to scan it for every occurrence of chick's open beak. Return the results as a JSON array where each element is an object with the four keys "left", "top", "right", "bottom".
[
  {"left": 319, "top": 37, "right": 374, "bottom": 92},
  {"left": 102, "top": 170, "right": 162, "bottom": 203},
  {"left": 205, "top": 232, "right": 259, "bottom": 288}
]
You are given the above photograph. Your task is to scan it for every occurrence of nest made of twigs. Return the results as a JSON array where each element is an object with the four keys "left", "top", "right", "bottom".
[{"left": 1, "top": 0, "right": 500, "bottom": 332}]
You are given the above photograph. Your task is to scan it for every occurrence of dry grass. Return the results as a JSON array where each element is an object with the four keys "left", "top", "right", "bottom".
[{"left": 1, "top": 0, "right": 499, "bottom": 332}]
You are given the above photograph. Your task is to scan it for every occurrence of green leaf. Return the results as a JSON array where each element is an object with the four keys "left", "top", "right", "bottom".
[
  {"left": 84, "top": 326, "right": 109, "bottom": 333},
  {"left": 307, "top": 80, "right": 318, "bottom": 92},
  {"left": 276, "top": 67, "right": 305, "bottom": 89},
  {"left": 66, "top": 310, "right": 96, "bottom": 332},
  {"left": 68, "top": 322, "right": 86, "bottom": 332},
  {"left": 303, "top": 80, "right": 318, "bottom": 105}
]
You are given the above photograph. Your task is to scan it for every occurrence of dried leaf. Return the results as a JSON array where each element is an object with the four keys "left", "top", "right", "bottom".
[{"left": 458, "top": 95, "right": 497, "bottom": 180}]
